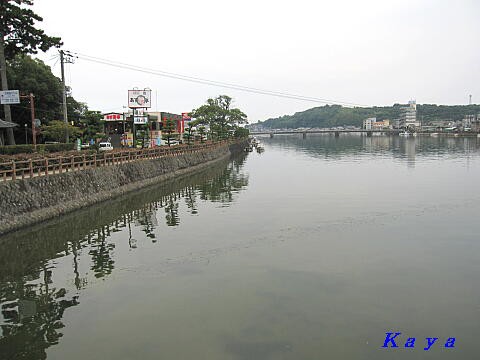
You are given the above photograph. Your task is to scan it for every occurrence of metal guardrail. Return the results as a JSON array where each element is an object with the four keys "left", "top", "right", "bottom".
[{"left": 0, "top": 141, "right": 229, "bottom": 182}]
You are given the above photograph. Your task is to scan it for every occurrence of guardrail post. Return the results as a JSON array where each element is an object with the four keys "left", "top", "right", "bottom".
[
  {"left": 29, "top": 159, "right": 33, "bottom": 178},
  {"left": 70, "top": 155, "right": 74, "bottom": 172},
  {"left": 45, "top": 158, "right": 49, "bottom": 176},
  {"left": 11, "top": 161, "right": 16, "bottom": 180},
  {"left": 59, "top": 157, "right": 62, "bottom": 174},
  {"left": 93, "top": 153, "right": 97, "bottom": 167},
  {"left": 83, "top": 154, "right": 86, "bottom": 169}
]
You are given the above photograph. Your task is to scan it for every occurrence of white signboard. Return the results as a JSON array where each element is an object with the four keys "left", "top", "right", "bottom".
[
  {"left": 134, "top": 116, "right": 148, "bottom": 125},
  {"left": 0, "top": 90, "right": 20, "bottom": 105},
  {"left": 128, "top": 89, "right": 152, "bottom": 108}
]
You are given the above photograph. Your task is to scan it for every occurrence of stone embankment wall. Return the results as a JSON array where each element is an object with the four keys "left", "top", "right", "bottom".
[{"left": 0, "top": 141, "right": 247, "bottom": 235}]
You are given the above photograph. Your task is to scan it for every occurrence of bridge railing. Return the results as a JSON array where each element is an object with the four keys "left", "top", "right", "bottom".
[{"left": 0, "top": 141, "right": 229, "bottom": 182}]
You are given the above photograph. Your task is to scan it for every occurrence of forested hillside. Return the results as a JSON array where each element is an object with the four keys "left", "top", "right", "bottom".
[{"left": 254, "top": 104, "right": 480, "bottom": 129}]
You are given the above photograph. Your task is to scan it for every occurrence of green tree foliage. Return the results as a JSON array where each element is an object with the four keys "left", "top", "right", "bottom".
[
  {"left": 256, "top": 104, "right": 480, "bottom": 129},
  {"left": 190, "top": 95, "right": 247, "bottom": 140},
  {"left": 0, "top": 0, "right": 62, "bottom": 59},
  {"left": 1, "top": 54, "right": 87, "bottom": 143},
  {"left": 184, "top": 121, "right": 195, "bottom": 145},
  {"left": 198, "top": 126, "right": 206, "bottom": 143},
  {"left": 79, "top": 110, "right": 105, "bottom": 142},
  {"left": 162, "top": 118, "right": 176, "bottom": 146},
  {"left": 42, "top": 120, "right": 82, "bottom": 142},
  {"left": 6, "top": 55, "right": 63, "bottom": 123},
  {"left": 0, "top": 0, "right": 63, "bottom": 144}
]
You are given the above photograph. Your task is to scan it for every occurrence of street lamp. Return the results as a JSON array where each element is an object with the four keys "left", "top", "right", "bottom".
[{"left": 24, "top": 123, "right": 28, "bottom": 144}]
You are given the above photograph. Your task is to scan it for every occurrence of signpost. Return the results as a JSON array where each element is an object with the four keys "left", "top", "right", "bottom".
[
  {"left": 128, "top": 89, "right": 151, "bottom": 147},
  {"left": 0, "top": 90, "right": 20, "bottom": 105}
]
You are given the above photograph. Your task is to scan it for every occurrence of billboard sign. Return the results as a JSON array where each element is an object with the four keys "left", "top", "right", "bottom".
[
  {"left": 0, "top": 90, "right": 20, "bottom": 105},
  {"left": 134, "top": 116, "right": 148, "bottom": 125},
  {"left": 182, "top": 112, "right": 192, "bottom": 121},
  {"left": 128, "top": 89, "right": 152, "bottom": 108},
  {"left": 103, "top": 113, "right": 125, "bottom": 122}
]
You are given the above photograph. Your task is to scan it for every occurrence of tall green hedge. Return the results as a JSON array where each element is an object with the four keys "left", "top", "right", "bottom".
[{"left": 0, "top": 143, "right": 75, "bottom": 155}]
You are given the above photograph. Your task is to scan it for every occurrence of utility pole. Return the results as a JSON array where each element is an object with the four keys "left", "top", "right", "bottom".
[
  {"left": 20, "top": 93, "right": 37, "bottom": 148},
  {"left": 59, "top": 50, "right": 74, "bottom": 143},
  {"left": 0, "top": 35, "right": 15, "bottom": 144},
  {"left": 469, "top": 94, "right": 472, "bottom": 105},
  {"left": 30, "top": 93, "right": 36, "bottom": 149}
]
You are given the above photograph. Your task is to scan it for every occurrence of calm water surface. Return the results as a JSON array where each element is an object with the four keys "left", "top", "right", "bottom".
[{"left": 1, "top": 134, "right": 480, "bottom": 359}]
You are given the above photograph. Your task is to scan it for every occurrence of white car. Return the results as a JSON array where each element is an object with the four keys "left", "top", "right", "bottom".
[
  {"left": 98, "top": 142, "right": 114, "bottom": 151},
  {"left": 161, "top": 139, "right": 180, "bottom": 146}
]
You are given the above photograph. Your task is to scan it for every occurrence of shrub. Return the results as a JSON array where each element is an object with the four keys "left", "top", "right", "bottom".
[{"left": 0, "top": 143, "right": 75, "bottom": 155}]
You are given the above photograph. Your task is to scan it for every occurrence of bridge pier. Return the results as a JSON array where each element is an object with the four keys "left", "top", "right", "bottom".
[
  {"left": 367, "top": 131, "right": 372, "bottom": 137},
  {"left": 270, "top": 133, "right": 274, "bottom": 138},
  {"left": 335, "top": 131, "right": 340, "bottom": 137},
  {"left": 303, "top": 132, "right": 307, "bottom": 139}
]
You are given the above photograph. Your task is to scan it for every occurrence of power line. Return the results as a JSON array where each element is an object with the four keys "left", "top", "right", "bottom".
[{"left": 67, "top": 51, "right": 365, "bottom": 108}]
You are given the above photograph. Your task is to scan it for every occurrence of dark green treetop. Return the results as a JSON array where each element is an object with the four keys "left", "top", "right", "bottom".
[{"left": 0, "top": 0, "right": 62, "bottom": 59}]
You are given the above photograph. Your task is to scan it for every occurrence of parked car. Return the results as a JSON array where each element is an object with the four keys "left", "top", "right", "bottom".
[
  {"left": 161, "top": 139, "right": 180, "bottom": 146},
  {"left": 98, "top": 142, "right": 113, "bottom": 151}
]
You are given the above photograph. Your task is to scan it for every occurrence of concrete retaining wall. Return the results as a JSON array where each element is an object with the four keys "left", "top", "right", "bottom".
[{"left": 0, "top": 141, "right": 247, "bottom": 235}]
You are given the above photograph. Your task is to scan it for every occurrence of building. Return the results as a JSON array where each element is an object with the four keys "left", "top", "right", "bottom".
[
  {"left": 469, "top": 114, "right": 480, "bottom": 132},
  {"left": 146, "top": 112, "right": 185, "bottom": 147},
  {"left": 399, "top": 100, "right": 420, "bottom": 129},
  {"left": 462, "top": 115, "right": 476, "bottom": 130},
  {"left": 102, "top": 111, "right": 186, "bottom": 148},
  {"left": 363, "top": 118, "right": 390, "bottom": 130},
  {"left": 372, "top": 119, "right": 390, "bottom": 130},
  {"left": 363, "top": 117, "right": 376, "bottom": 130}
]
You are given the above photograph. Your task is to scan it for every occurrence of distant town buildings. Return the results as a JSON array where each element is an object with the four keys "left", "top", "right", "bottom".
[
  {"left": 363, "top": 117, "right": 391, "bottom": 130},
  {"left": 465, "top": 114, "right": 480, "bottom": 132},
  {"left": 363, "top": 117, "right": 376, "bottom": 130},
  {"left": 399, "top": 100, "right": 420, "bottom": 129}
]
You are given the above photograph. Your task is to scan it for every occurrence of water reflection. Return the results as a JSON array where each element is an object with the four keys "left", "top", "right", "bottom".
[
  {"left": 261, "top": 133, "right": 480, "bottom": 167},
  {"left": 0, "top": 153, "right": 249, "bottom": 359}
]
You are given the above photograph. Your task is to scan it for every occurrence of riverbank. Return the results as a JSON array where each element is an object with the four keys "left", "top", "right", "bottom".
[{"left": 0, "top": 140, "right": 248, "bottom": 235}]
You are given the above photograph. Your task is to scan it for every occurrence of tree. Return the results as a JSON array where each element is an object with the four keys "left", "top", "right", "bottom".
[
  {"left": 190, "top": 95, "right": 247, "bottom": 141},
  {"left": 78, "top": 110, "right": 104, "bottom": 143},
  {"left": 0, "top": 0, "right": 63, "bottom": 144},
  {"left": 198, "top": 126, "right": 206, "bottom": 143},
  {"left": 162, "top": 118, "right": 176, "bottom": 146},
  {"left": 7, "top": 54, "right": 63, "bottom": 123},
  {"left": 184, "top": 121, "right": 195, "bottom": 145},
  {"left": 42, "top": 120, "right": 82, "bottom": 142}
]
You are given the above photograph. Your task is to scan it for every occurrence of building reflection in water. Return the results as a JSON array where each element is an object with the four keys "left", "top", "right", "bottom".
[
  {"left": 261, "top": 133, "right": 480, "bottom": 167},
  {"left": 0, "top": 153, "right": 249, "bottom": 359}
]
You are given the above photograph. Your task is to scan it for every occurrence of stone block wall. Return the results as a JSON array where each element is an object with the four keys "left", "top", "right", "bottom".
[{"left": 0, "top": 141, "right": 246, "bottom": 235}]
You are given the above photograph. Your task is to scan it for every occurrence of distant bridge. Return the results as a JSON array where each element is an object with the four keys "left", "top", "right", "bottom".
[{"left": 250, "top": 129, "right": 401, "bottom": 137}]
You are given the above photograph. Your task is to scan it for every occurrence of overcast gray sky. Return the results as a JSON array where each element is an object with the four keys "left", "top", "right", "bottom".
[{"left": 34, "top": 0, "right": 479, "bottom": 122}]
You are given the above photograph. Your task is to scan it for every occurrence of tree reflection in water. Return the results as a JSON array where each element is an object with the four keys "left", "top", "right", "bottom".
[{"left": 0, "top": 153, "right": 249, "bottom": 359}]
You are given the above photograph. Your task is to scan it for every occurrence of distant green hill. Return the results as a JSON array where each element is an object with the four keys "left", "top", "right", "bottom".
[{"left": 253, "top": 104, "right": 480, "bottom": 129}]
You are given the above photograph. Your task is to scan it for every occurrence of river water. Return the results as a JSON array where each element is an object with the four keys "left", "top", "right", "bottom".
[{"left": 1, "top": 134, "right": 479, "bottom": 359}]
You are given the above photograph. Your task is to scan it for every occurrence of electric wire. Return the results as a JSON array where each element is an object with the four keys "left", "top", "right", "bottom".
[{"left": 68, "top": 51, "right": 365, "bottom": 108}]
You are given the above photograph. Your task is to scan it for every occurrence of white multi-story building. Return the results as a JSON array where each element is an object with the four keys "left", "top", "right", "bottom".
[
  {"left": 363, "top": 117, "right": 376, "bottom": 130},
  {"left": 399, "top": 100, "right": 421, "bottom": 129}
]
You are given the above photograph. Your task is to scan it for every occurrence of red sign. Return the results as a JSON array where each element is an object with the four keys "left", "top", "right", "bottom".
[{"left": 103, "top": 113, "right": 124, "bottom": 121}]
